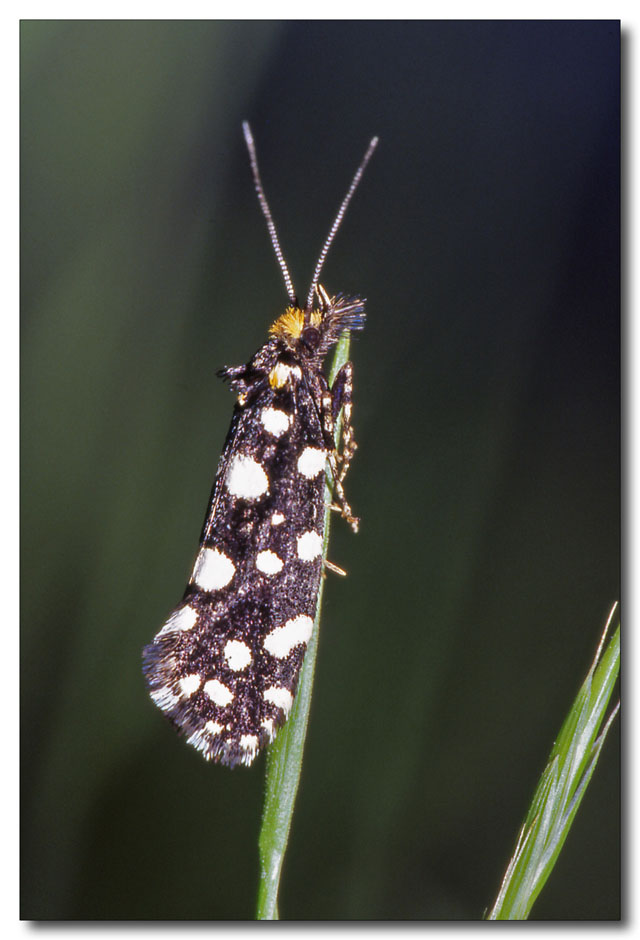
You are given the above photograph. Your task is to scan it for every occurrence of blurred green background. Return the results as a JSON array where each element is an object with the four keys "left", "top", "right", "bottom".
[{"left": 21, "top": 21, "right": 620, "bottom": 920}]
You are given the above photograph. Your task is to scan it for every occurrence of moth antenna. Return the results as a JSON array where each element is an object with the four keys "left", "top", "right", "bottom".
[
  {"left": 242, "top": 121, "right": 298, "bottom": 306},
  {"left": 306, "top": 135, "right": 378, "bottom": 312}
]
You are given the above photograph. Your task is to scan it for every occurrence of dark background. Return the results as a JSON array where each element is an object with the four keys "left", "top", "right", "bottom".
[{"left": 21, "top": 20, "right": 620, "bottom": 920}]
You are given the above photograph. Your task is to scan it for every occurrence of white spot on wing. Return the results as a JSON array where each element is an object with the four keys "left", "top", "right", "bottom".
[
  {"left": 297, "top": 447, "right": 327, "bottom": 479},
  {"left": 192, "top": 547, "right": 235, "bottom": 591},
  {"left": 179, "top": 674, "right": 201, "bottom": 697},
  {"left": 223, "top": 639, "right": 252, "bottom": 671},
  {"left": 264, "top": 614, "right": 313, "bottom": 659},
  {"left": 261, "top": 407, "right": 291, "bottom": 437},
  {"left": 296, "top": 530, "right": 323, "bottom": 561},
  {"left": 264, "top": 685, "right": 294, "bottom": 715},
  {"left": 186, "top": 727, "right": 209, "bottom": 752},
  {"left": 186, "top": 720, "right": 223, "bottom": 755},
  {"left": 203, "top": 679, "right": 234, "bottom": 707},
  {"left": 239, "top": 734, "right": 259, "bottom": 764},
  {"left": 261, "top": 717, "right": 275, "bottom": 740},
  {"left": 225, "top": 454, "right": 269, "bottom": 499},
  {"left": 256, "top": 549, "right": 284, "bottom": 575},
  {"left": 271, "top": 512, "right": 285, "bottom": 526},
  {"left": 150, "top": 685, "right": 180, "bottom": 712},
  {"left": 157, "top": 604, "right": 198, "bottom": 637}
]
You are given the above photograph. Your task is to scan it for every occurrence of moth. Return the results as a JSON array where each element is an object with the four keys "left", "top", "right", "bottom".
[{"left": 142, "top": 123, "right": 377, "bottom": 766}]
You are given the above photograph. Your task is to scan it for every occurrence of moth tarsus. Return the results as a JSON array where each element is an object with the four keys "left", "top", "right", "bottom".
[{"left": 142, "top": 124, "right": 377, "bottom": 767}]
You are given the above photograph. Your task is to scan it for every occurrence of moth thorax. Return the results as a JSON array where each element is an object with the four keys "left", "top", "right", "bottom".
[{"left": 268, "top": 361, "right": 303, "bottom": 390}]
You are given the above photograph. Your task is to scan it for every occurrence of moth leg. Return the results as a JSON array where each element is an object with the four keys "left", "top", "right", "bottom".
[
  {"left": 326, "top": 458, "right": 359, "bottom": 533},
  {"left": 319, "top": 362, "right": 359, "bottom": 533},
  {"left": 217, "top": 363, "right": 251, "bottom": 403},
  {"left": 330, "top": 362, "right": 357, "bottom": 484},
  {"left": 324, "top": 558, "right": 347, "bottom": 577}
]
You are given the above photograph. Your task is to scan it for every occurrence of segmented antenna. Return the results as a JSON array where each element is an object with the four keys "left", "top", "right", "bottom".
[
  {"left": 306, "top": 135, "right": 379, "bottom": 312},
  {"left": 242, "top": 121, "right": 298, "bottom": 306}
]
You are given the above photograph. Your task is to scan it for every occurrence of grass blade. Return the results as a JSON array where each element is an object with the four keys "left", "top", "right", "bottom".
[
  {"left": 487, "top": 602, "right": 620, "bottom": 920},
  {"left": 256, "top": 330, "right": 352, "bottom": 920}
]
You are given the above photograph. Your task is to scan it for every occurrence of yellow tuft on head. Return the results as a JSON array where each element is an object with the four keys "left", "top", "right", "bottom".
[{"left": 269, "top": 307, "right": 305, "bottom": 340}]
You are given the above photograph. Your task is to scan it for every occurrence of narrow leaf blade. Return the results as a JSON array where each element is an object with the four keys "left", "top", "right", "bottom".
[
  {"left": 487, "top": 603, "right": 620, "bottom": 920},
  {"left": 256, "top": 331, "right": 352, "bottom": 920}
]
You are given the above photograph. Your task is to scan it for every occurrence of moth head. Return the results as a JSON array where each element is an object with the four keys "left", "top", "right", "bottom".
[
  {"left": 268, "top": 305, "right": 323, "bottom": 355},
  {"left": 268, "top": 287, "right": 366, "bottom": 362}
]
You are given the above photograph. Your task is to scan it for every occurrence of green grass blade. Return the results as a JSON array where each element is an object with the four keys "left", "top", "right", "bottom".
[
  {"left": 487, "top": 602, "right": 620, "bottom": 920},
  {"left": 256, "top": 331, "right": 352, "bottom": 921}
]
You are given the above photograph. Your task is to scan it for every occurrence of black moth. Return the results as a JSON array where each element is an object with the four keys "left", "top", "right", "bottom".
[{"left": 142, "top": 123, "right": 377, "bottom": 767}]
